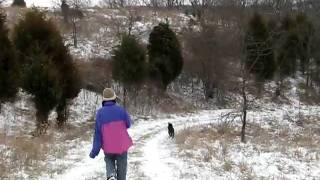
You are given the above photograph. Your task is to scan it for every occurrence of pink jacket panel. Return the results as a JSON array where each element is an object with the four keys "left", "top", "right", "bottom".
[{"left": 101, "top": 121, "right": 133, "bottom": 154}]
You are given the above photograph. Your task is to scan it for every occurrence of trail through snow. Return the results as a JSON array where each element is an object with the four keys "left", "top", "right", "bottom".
[{"left": 48, "top": 110, "right": 226, "bottom": 180}]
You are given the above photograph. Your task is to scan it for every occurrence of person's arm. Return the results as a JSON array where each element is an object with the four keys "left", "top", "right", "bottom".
[
  {"left": 89, "top": 111, "right": 102, "bottom": 158},
  {"left": 124, "top": 110, "right": 132, "bottom": 128}
]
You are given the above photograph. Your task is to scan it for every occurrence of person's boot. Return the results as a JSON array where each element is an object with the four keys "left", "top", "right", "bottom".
[{"left": 107, "top": 176, "right": 116, "bottom": 180}]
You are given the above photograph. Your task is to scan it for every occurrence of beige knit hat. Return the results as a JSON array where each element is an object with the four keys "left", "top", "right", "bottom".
[{"left": 103, "top": 88, "right": 117, "bottom": 101}]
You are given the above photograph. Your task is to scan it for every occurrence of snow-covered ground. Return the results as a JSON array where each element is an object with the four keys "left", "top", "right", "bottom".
[
  {"left": 45, "top": 110, "right": 225, "bottom": 180},
  {"left": 0, "top": 7, "right": 319, "bottom": 179},
  {"left": 63, "top": 9, "right": 190, "bottom": 60},
  {"left": 3, "top": 2, "right": 191, "bottom": 60},
  {"left": 2, "top": 86, "right": 319, "bottom": 179},
  {"left": 36, "top": 105, "right": 319, "bottom": 180}
]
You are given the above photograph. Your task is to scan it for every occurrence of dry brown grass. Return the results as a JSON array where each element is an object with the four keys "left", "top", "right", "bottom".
[
  {"left": 174, "top": 127, "right": 191, "bottom": 145},
  {"left": 60, "top": 122, "right": 93, "bottom": 141},
  {"left": 241, "top": 117, "right": 320, "bottom": 153},
  {"left": 0, "top": 121, "right": 93, "bottom": 179},
  {"left": 176, "top": 118, "right": 320, "bottom": 153},
  {"left": 238, "top": 162, "right": 249, "bottom": 173},
  {"left": 223, "top": 159, "right": 233, "bottom": 171},
  {"left": 216, "top": 122, "right": 234, "bottom": 135},
  {"left": 174, "top": 119, "right": 320, "bottom": 179},
  {"left": 75, "top": 58, "right": 112, "bottom": 93},
  {"left": 298, "top": 83, "right": 320, "bottom": 105},
  {"left": 175, "top": 123, "right": 237, "bottom": 165},
  {"left": 175, "top": 123, "right": 238, "bottom": 149},
  {"left": 238, "top": 162, "right": 258, "bottom": 180},
  {"left": 175, "top": 124, "right": 265, "bottom": 179},
  {"left": 0, "top": 135, "right": 52, "bottom": 178},
  {"left": 124, "top": 88, "right": 196, "bottom": 115}
]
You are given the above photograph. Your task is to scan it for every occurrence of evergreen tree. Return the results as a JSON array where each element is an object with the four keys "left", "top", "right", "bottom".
[
  {"left": 245, "top": 13, "right": 276, "bottom": 82},
  {"left": 310, "top": 21, "right": 320, "bottom": 89},
  {"left": 55, "top": 46, "right": 80, "bottom": 127},
  {"left": 13, "top": 9, "right": 80, "bottom": 129},
  {"left": 23, "top": 47, "right": 60, "bottom": 127},
  {"left": 313, "top": 53, "right": 320, "bottom": 89},
  {"left": 11, "top": 0, "right": 26, "bottom": 7},
  {"left": 277, "top": 15, "right": 299, "bottom": 79},
  {"left": 112, "top": 34, "right": 147, "bottom": 107},
  {"left": 112, "top": 34, "right": 147, "bottom": 86},
  {"left": 0, "top": 11, "right": 19, "bottom": 111},
  {"left": 148, "top": 23, "right": 183, "bottom": 90},
  {"left": 295, "top": 13, "right": 314, "bottom": 76}
]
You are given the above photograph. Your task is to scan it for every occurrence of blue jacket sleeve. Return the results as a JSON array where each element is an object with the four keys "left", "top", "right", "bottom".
[
  {"left": 90, "top": 111, "right": 102, "bottom": 158},
  {"left": 124, "top": 110, "right": 132, "bottom": 128}
]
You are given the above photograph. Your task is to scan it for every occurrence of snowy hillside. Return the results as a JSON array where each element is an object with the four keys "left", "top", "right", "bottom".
[
  {"left": 2, "top": 86, "right": 319, "bottom": 179},
  {"left": 1, "top": 5, "right": 320, "bottom": 180},
  {"left": 1, "top": 80, "right": 320, "bottom": 179},
  {"left": 62, "top": 9, "right": 190, "bottom": 60}
]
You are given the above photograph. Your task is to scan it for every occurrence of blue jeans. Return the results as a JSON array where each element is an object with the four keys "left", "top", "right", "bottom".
[{"left": 104, "top": 152, "right": 128, "bottom": 180}]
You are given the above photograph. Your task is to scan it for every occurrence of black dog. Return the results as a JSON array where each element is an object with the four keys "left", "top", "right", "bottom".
[{"left": 168, "top": 123, "right": 175, "bottom": 138}]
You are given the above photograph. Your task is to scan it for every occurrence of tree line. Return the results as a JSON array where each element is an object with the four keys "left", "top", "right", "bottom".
[
  {"left": 245, "top": 12, "right": 319, "bottom": 96},
  {"left": 0, "top": 5, "right": 183, "bottom": 134},
  {"left": 181, "top": 3, "right": 320, "bottom": 100},
  {"left": 111, "top": 22, "right": 183, "bottom": 106},
  {"left": 242, "top": 11, "right": 320, "bottom": 142},
  {"left": 180, "top": 3, "right": 320, "bottom": 142},
  {"left": 3, "top": 0, "right": 319, "bottom": 141},
  {"left": 0, "top": 8, "right": 80, "bottom": 135}
]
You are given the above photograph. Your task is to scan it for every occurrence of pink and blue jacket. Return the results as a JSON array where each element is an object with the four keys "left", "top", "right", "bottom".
[{"left": 90, "top": 101, "right": 133, "bottom": 158}]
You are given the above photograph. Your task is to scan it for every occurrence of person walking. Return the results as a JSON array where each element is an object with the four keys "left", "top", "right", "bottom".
[{"left": 89, "top": 88, "right": 133, "bottom": 180}]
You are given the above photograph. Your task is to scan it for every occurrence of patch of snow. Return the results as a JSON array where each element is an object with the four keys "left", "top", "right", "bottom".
[
  {"left": 68, "top": 89, "right": 102, "bottom": 124},
  {"left": 2, "top": 89, "right": 320, "bottom": 180},
  {"left": 0, "top": 90, "right": 36, "bottom": 136}
]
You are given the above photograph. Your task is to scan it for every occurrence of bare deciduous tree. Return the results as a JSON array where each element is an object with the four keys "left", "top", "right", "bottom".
[
  {"left": 100, "top": 0, "right": 126, "bottom": 8},
  {"left": 52, "top": 0, "right": 90, "bottom": 47},
  {"left": 184, "top": 26, "right": 235, "bottom": 102},
  {"left": 68, "top": 0, "right": 90, "bottom": 48}
]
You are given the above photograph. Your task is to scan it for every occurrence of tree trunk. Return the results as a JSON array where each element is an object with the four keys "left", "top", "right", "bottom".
[
  {"left": 256, "top": 81, "right": 263, "bottom": 98},
  {"left": 34, "top": 110, "right": 49, "bottom": 136},
  {"left": 147, "top": 85, "right": 152, "bottom": 114},
  {"left": 241, "top": 108, "right": 247, "bottom": 143},
  {"left": 120, "top": 0, "right": 125, "bottom": 7},
  {"left": 203, "top": 80, "right": 215, "bottom": 99},
  {"left": 306, "top": 63, "right": 311, "bottom": 87},
  {"left": 36, "top": 110, "right": 48, "bottom": 126},
  {"left": 191, "top": 78, "right": 194, "bottom": 93},
  {"left": 72, "top": 20, "right": 77, "bottom": 48},
  {"left": 276, "top": 78, "right": 283, "bottom": 97},
  {"left": 57, "top": 100, "right": 68, "bottom": 128},
  {"left": 123, "top": 86, "right": 127, "bottom": 108},
  {"left": 306, "top": 73, "right": 310, "bottom": 87},
  {"left": 241, "top": 78, "right": 247, "bottom": 143},
  {"left": 275, "top": 70, "right": 283, "bottom": 97},
  {"left": 276, "top": 80, "right": 281, "bottom": 97},
  {"left": 133, "top": 89, "right": 138, "bottom": 113}
]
